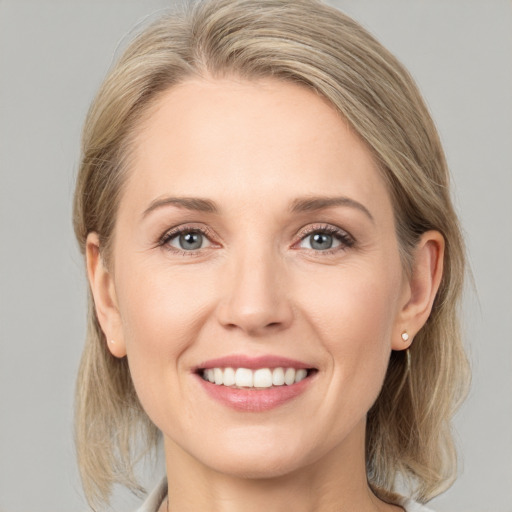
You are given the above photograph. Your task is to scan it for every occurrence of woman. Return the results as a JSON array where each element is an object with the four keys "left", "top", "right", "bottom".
[{"left": 73, "top": 0, "right": 469, "bottom": 510}]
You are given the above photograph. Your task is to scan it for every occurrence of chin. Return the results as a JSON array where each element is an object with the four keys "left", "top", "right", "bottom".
[
  {"left": 188, "top": 428, "right": 320, "bottom": 479},
  {"left": 208, "top": 453, "right": 308, "bottom": 480}
]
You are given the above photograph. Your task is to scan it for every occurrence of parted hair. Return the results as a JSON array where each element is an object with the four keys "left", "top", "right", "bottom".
[{"left": 73, "top": 0, "right": 470, "bottom": 509}]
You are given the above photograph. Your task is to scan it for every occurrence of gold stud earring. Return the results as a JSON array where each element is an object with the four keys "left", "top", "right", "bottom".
[{"left": 401, "top": 331, "right": 409, "bottom": 342}]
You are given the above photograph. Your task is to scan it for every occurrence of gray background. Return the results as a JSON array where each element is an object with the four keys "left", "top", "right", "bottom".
[{"left": 0, "top": 0, "right": 511, "bottom": 511}]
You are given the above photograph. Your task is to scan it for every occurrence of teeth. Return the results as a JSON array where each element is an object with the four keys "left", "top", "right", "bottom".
[
  {"left": 253, "top": 368, "right": 273, "bottom": 388},
  {"left": 272, "top": 367, "right": 285, "bottom": 386},
  {"left": 202, "top": 367, "right": 310, "bottom": 388},
  {"left": 295, "top": 369, "right": 307, "bottom": 383},
  {"left": 284, "top": 368, "right": 296, "bottom": 385},
  {"left": 223, "top": 367, "right": 236, "bottom": 387},
  {"left": 235, "top": 368, "right": 253, "bottom": 387}
]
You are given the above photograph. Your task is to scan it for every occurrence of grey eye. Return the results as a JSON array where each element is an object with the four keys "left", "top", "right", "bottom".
[
  {"left": 180, "top": 232, "right": 203, "bottom": 250},
  {"left": 309, "top": 233, "right": 334, "bottom": 250},
  {"left": 169, "top": 231, "right": 210, "bottom": 251},
  {"left": 298, "top": 229, "right": 346, "bottom": 251}
]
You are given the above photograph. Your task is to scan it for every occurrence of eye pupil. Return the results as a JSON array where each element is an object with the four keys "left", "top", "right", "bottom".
[
  {"left": 179, "top": 232, "right": 203, "bottom": 250},
  {"left": 310, "top": 233, "right": 333, "bottom": 250}
]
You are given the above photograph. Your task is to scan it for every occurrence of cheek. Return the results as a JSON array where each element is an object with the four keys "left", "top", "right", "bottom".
[
  {"left": 117, "top": 254, "right": 216, "bottom": 339},
  {"left": 302, "top": 261, "right": 400, "bottom": 339},
  {"left": 292, "top": 262, "right": 403, "bottom": 444},
  {"left": 114, "top": 260, "right": 215, "bottom": 423},
  {"left": 298, "top": 258, "right": 402, "bottom": 389}
]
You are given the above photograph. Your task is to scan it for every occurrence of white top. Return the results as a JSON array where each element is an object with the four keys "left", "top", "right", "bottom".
[{"left": 136, "top": 477, "right": 435, "bottom": 512}]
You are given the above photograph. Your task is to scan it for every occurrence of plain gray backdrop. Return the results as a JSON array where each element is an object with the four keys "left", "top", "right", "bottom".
[{"left": 0, "top": 1, "right": 511, "bottom": 511}]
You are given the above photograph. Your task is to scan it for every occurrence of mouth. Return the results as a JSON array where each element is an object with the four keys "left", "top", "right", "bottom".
[
  {"left": 197, "top": 366, "right": 317, "bottom": 389},
  {"left": 193, "top": 355, "right": 318, "bottom": 411},
  {"left": 194, "top": 356, "right": 318, "bottom": 411}
]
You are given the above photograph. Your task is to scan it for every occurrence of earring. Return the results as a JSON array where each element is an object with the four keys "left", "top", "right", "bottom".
[
  {"left": 401, "top": 331, "right": 409, "bottom": 342},
  {"left": 109, "top": 339, "right": 116, "bottom": 344}
]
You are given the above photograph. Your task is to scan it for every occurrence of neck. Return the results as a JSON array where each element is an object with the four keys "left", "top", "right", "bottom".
[{"left": 162, "top": 421, "right": 400, "bottom": 512}]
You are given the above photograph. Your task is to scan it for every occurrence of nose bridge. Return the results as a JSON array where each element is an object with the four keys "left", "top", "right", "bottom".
[{"left": 216, "top": 237, "right": 293, "bottom": 335}]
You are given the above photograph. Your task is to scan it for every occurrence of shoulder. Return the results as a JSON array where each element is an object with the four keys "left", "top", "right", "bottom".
[
  {"left": 135, "top": 477, "right": 168, "bottom": 512},
  {"left": 399, "top": 498, "right": 436, "bottom": 512}
]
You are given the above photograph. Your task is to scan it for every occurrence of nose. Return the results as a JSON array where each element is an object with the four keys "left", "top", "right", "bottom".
[{"left": 215, "top": 247, "right": 294, "bottom": 336}]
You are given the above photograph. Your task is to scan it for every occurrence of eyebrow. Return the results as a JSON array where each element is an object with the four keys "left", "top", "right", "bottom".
[
  {"left": 290, "top": 196, "right": 374, "bottom": 222},
  {"left": 142, "top": 197, "right": 218, "bottom": 218},
  {"left": 142, "top": 195, "right": 374, "bottom": 222}
]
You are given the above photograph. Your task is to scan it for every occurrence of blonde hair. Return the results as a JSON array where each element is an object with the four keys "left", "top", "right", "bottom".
[{"left": 73, "top": 0, "right": 470, "bottom": 508}]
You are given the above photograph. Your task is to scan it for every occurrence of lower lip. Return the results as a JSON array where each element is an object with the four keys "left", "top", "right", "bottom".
[{"left": 195, "top": 373, "right": 314, "bottom": 412}]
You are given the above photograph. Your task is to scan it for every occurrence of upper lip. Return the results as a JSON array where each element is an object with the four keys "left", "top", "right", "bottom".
[{"left": 194, "top": 354, "right": 314, "bottom": 371}]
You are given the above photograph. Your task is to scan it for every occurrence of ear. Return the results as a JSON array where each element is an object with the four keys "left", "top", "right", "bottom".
[
  {"left": 86, "top": 232, "right": 127, "bottom": 358},
  {"left": 392, "top": 230, "right": 445, "bottom": 351}
]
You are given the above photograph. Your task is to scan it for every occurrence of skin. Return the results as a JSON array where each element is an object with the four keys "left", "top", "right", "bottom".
[{"left": 87, "top": 78, "right": 444, "bottom": 512}]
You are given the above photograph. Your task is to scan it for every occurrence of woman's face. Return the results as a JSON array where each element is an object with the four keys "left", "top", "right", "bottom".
[{"left": 93, "top": 78, "right": 417, "bottom": 478}]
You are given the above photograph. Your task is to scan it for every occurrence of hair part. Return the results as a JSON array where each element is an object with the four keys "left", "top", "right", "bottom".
[{"left": 73, "top": 0, "right": 470, "bottom": 508}]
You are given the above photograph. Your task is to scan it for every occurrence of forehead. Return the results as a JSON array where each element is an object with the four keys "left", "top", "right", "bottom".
[{"left": 123, "top": 77, "right": 391, "bottom": 219}]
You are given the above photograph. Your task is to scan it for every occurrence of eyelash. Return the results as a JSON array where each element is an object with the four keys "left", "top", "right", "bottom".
[
  {"left": 158, "top": 225, "right": 217, "bottom": 256},
  {"left": 296, "top": 224, "right": 355, "bottom": 255},
  {"left": 158, "top": 223, "right": 355, "bottom": 256}
]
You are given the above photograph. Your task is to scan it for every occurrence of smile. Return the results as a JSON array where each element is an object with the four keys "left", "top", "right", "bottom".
[
  {"left": 201, "top": 367, "right": 311, "bottom": 388},
  {"left": 194, "top": 355, "right": 317, "bottom": 411},
  {"left": 195, "top": 356, "right": 317, "bottom": 411}
]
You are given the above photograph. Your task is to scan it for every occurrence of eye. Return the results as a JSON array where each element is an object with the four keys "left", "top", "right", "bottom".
[
  {"left": 301, "top": 232, "right": 339, "bottom": 251},
  {"left": 296, "top": 225, "right": 354, "bottom": 253},
  {"left": 162, "top": 228, "right": 213, "bottom": 252}
]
